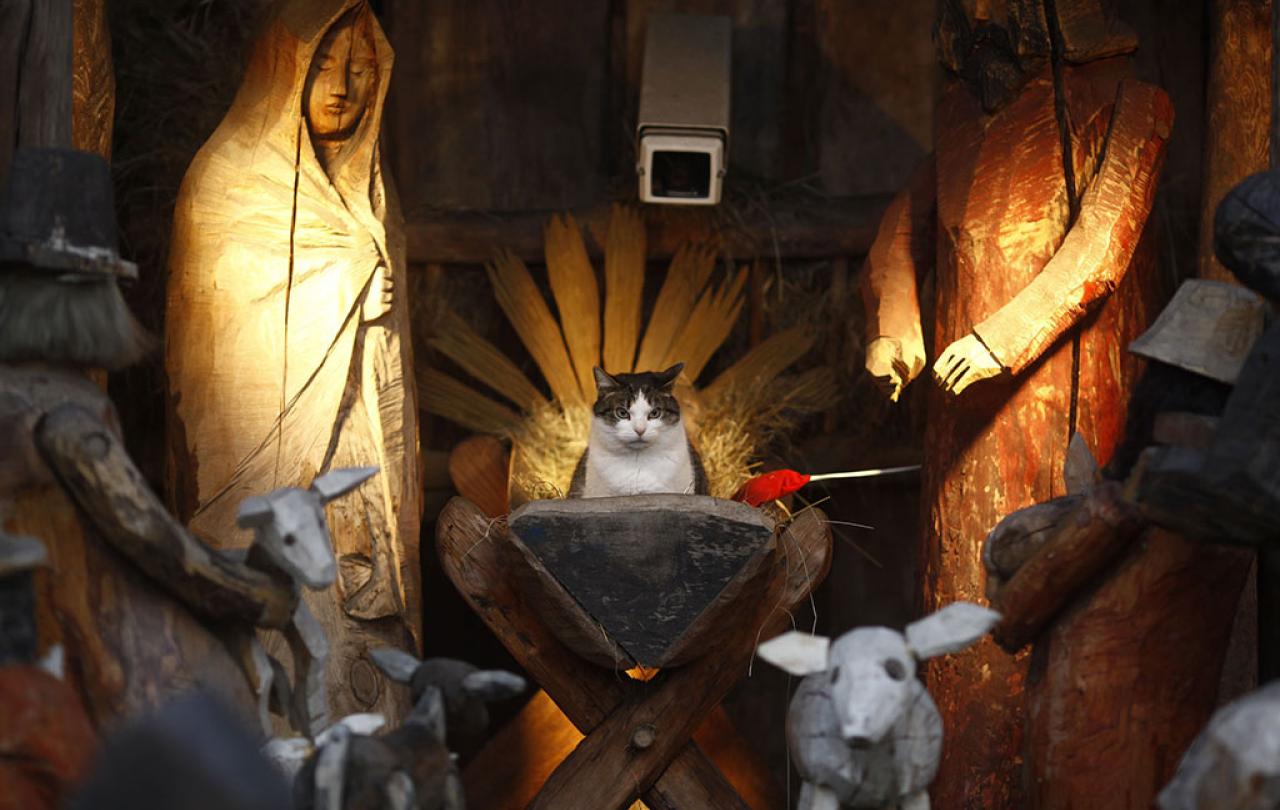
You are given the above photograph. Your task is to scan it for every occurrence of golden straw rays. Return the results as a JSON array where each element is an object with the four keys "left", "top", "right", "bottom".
[{"left": 431, "top": 206, "right": 837, "bottom": 502}]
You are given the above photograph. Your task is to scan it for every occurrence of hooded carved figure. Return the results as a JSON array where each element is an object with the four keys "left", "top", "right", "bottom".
[{"left": 166, "top": 0, "right": 420, "bottom": 720}]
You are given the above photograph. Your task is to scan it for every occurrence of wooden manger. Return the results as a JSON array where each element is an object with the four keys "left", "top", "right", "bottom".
[{"left": 438, "top": 494, "right": 832, "bottom": 808}]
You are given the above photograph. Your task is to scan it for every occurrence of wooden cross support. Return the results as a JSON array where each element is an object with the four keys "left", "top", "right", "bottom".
[{"left": 437, "top": 497, "right": 832, "bottom": 809}]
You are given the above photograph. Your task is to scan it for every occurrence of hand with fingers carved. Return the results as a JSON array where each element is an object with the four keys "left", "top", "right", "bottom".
[
  {"left": 932, "top": 333, "right": 1005, "bottom": 395},
  {"left": 362, "top": 261, "right": 394, "bottom": 322},
  {"left": 865, "top": 336, "right": 926, "bottom": 403}
]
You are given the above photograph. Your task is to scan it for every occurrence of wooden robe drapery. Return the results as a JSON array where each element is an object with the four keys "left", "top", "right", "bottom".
[{"left": 166, "top": 0, "right": 421, "bottom": 722}]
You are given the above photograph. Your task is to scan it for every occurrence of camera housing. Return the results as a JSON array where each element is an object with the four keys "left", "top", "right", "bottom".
[{"left": 636, "top": 14, "right": 731, "bottom": 206}]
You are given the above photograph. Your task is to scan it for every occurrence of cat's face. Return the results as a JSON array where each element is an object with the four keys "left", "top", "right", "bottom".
[{"left": 591, "top": 364, "right": 685, "bottom": 451}]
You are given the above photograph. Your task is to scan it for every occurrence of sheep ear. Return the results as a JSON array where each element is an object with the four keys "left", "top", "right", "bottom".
[
  {"left": 756, "top": 631, "right": 830, "bottom": 676},
  {"left": 906, "top": 602, "right": 1001, "bottom": 660},
  {"left": 236, "top": 496, "right": 274, "bottom": 529},
  {"left": 462, "top": 670, "right": 527, "bottom": 702},
  {"left": 311, "top": 466, "right": 379, "bottom": 503},
  {"left": 368, "top": 647, "right": 421, "bottom": 684}
]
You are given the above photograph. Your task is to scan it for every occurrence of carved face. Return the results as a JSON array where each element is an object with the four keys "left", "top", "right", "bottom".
[
  {"left": 828, "top": 627, "right": 918, "bottom": 746},
  {"left": 304, "top": 12, "right": 378, "bottom": 142}
]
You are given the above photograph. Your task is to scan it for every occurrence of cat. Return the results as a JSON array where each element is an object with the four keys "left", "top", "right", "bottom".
[{"left": 568, "top": 363, "right": 709, "bottom": 498}]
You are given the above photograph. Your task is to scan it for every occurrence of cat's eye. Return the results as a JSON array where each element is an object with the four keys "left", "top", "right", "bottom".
[
  {"left": 648, "top": 409, "right": 664, "bottom": 420},
  {"left": 613, "top": 407, "right": 630, "bottom": 420}
]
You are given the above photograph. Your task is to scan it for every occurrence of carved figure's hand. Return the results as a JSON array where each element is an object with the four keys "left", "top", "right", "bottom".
[
  {"left": 362, "top": 262, "right": 393, "bottom": 322},
  {"left": 932, "top": 333, "right": 1005, "bottom": 395},
  {"left": 865, "top": 337, "right": 924, "bottom": 403}
]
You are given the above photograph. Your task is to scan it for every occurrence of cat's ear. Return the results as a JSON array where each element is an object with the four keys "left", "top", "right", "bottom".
[
  {"left": 593, "top": 367, "right": 619, "bottom": 392},
  {"left": 656, "top": 363, "right": 685, "bottom": 390}
]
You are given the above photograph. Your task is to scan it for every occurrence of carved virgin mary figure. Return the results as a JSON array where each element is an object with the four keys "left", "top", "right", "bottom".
[{"left": 166, "top": 0, "right": 420, "bottom": 720}]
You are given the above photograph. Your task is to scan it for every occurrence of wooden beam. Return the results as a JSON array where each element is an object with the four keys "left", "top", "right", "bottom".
[{"left": 404, "top": 195, "right": 890, "bottom": 265}]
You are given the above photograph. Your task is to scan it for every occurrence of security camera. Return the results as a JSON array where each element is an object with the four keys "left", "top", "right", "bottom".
[{"left": 636, "top": 14, "right": 731, "bottom": 206}]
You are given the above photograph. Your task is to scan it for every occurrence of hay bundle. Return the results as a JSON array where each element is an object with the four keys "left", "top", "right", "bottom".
[{"left": 431, "top": 207, "right": 837, "bottom": 504}]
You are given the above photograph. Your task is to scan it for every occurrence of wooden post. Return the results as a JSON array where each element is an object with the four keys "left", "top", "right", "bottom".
[{"left": 1199, "top": 0, "right": 1272, "bottom": 282}]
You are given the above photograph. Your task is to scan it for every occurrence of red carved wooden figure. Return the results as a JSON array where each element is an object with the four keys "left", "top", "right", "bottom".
[{"left": 860, "top": 3, "right": 1172, "bottom": 805}]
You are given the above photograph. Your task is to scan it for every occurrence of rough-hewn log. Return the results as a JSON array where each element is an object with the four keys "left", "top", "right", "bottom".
[
  {"left": 36, "top": 403, "right": 296, "bottom": 628},
  {"left": 528, "top": 506, "right": 830, "bottom": 810},
  {"left": 991, "top": 483, "right": 1142, "bottom": 652},
  {"left": 1025, "top": 530, "right": 1252, "bottom": 808},
  {"left": 1199, "top": 0, "right": 1272, "bottom": 282},
  {"left": 438, "top": 496, "right": 829, "bottom": 808},
  {"left": 404, "top": 195, "right": 888, "bottom": 265}
]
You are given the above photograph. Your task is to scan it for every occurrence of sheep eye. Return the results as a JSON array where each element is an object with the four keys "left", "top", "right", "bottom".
[
  {"left": 883, "top": 659, "right": 906, "bottom": 680},
  {"left": 283, "top": 534, "right": 297, "bottom": 546},
  {"left": 613, "top": 407, "right": 630, "bottom": 420},
  {"left": 649, "top": 409, "right": 663, "bottom": 420}
]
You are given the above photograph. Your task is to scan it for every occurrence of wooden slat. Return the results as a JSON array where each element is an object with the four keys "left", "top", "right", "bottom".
[
  {"left": 382, "top": 0, "right": 609, "bottom": 212},
  {"left": 403, "top": 195, "right": 889, "bottom": 265}
]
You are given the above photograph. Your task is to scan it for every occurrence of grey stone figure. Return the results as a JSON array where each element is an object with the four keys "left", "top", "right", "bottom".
[{"left": 757, "top": 602, "right": 1001, "bottom": 810}]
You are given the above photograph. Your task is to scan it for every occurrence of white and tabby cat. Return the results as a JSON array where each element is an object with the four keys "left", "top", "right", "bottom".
[{"left": 568, "top": 363, "right": 709, "bottom": 498}]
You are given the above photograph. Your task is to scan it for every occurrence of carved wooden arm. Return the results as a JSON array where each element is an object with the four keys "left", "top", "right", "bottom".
[
  {"left": 35, "top": 403, "right": 297, "bottom": 628},
  {"left": 859, "top": 156, "right": 936, "bottom": 397},
  {"left": 972, "top": 79, "right": 1174, "bottom": 374}
]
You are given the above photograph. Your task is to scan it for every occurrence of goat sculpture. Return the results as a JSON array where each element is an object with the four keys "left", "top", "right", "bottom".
[
  {"left": 757, "top": 602, "right": 1001, "bottom": 810},
  {"left": 233, "top": 466, "right": 380, "bottom": 737}
]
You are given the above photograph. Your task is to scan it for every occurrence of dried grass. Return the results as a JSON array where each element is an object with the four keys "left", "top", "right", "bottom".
[
  {"left": 486, "top": 249, "right": 583, "bottom": 406},
  {"left": 544, "top": 214, "right": 600, "bottom": 396},
  {"left": 703, "top": 325, "right": 815, "bottom": 403},
  {"left": 633, "top": 243, "right": 716, "bottom": 372},
  {"left": 507, "top": 401, "right": 592, "bottom": 500},
  {"left": 418, "top": 368, "right": 521, "bottom": 435},
  {"left": 602, "top": 204, "right": 646, "bottom": 373},
  {"left": 428, "top": 306, "right": 546, "bottom": 412},
  {"left": 664, "top": 265, "right": 747, "bottom": 380}
]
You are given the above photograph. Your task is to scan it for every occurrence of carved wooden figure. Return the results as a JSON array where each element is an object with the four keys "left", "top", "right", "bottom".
[
  {"left": 166, "top": 0, "right": 421, "bottom": 722},
  {"left": 0, "top": 148, "right": 255, "bottom": 726},
  {"left": 758, "top": 603, "right": 1001, "bottom": 810},
  {"left": 859, "top": 2, "right": 1172, "bottom": 803}
]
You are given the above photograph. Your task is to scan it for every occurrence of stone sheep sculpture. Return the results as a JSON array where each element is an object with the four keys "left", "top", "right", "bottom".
[{"left": 757, "top": 602, "right": 1001, "bottom": 810}]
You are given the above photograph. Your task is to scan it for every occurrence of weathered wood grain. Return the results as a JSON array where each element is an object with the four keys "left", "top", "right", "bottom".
[
  {"left": 438, "top": 496, "right": 829, "bottom": 807},
  {"left": 1026, "top": 530, "right": 1252, "bottom": 809},
  {"left": 991, "top": 483, "right": 1142, "bottom": 652},
  {"left": 35, "top": 402, "right": 297, "bottom": 628},
  {"left": 1199, "top": 0, "right": 1272, "bottom": 283},
  {"left": 507, "top": 495, "right": 775, "bottom": 668},
  {"left": 403, "top": 195, "right": 887, "bottom": 265},
  {"left": 383, "top": 0, "right": 608, "bottom": 213}
]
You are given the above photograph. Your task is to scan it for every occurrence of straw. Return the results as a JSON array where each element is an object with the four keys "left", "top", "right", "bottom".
[
  {"left": 544, "top": 213, "right": 601, "bottom": 397},
  {"left": 602, "top": 204, "right": 647, "bottom": 373},
  {"left": 428, "top": 306, "right": 547, "bottom": 412}
]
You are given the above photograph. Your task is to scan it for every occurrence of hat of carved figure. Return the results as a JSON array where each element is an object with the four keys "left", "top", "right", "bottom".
[
  {"left": 0, "top": 148, "right": 151, "bottom": 369},
  {"left": 1129, "top": 279, "right": 1268, "bottom": 386},
  {"left": 1215, "top": 168, "right": 1280, "bottom": 302},
  {"left": 0, "top": 147, "right": 136, "bottom": 281}
]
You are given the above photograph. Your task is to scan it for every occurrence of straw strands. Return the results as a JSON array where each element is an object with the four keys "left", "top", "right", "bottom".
[
  {"left": 633, "top": 243, "right": 717, "bottom": 372},
  {"left": 544, "top": 214, "right": 600, "bottom": 397},
  {"left": 602, "top": 204, "right": 646, "bottom": 373},
  {"left": 418, "top": 368, "right": 521, "bottom": 435},
  {"left": 663, "top": 265, "right": 748, "bottom": 380},
  {"left": 703, "top": 325, "right": 815, "bottom": 403},
  {"left": 486, "top": 249, "right": 583, "bottom": 406},
  {"left": 430, "top": 207, "right": 838, "bottom": 501},
  {"left": 427, "top": 306, "right": 547, "bottom": 412}
]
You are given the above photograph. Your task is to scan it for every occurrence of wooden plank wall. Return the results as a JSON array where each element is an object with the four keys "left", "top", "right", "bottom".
[{"left": 382, "top": 0, "right": 937, "bottom": 215}]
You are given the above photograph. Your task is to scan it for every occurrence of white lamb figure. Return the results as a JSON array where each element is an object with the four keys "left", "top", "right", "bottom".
[{"left": 757, "top": 602, "right": 1001, "bottom": 810}]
